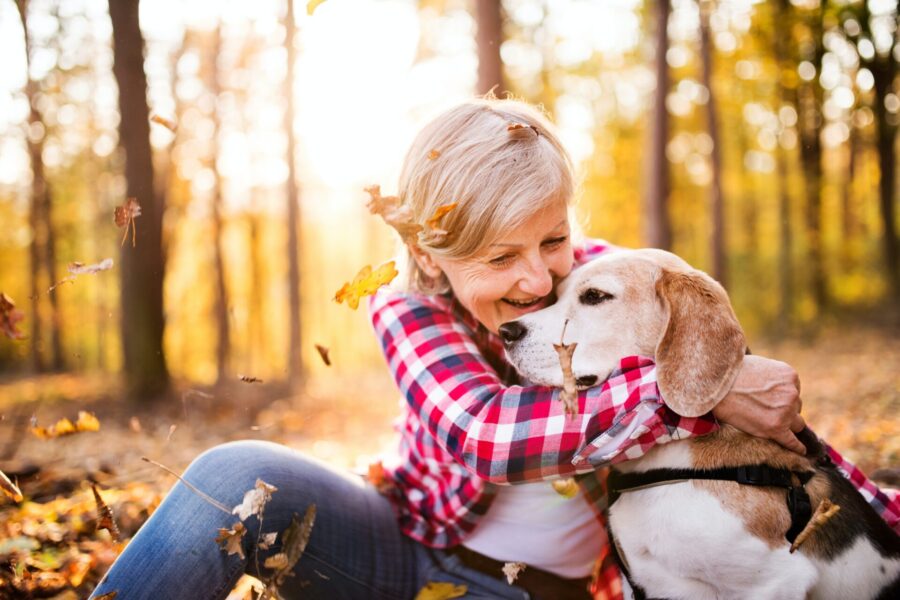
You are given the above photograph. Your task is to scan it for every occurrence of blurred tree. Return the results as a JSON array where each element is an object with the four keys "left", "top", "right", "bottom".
[
  {"left": 210, "top": 23, "right": 232, "bottom": 384},
  {"left": 474, "top": 0, "right": 505, "bottom": 96},
  {"left": 698, "top": 0, "right": 725, "bottom": 286},
  {"left": 108, "top": 0, "right": 169, "bottom": 399},
  {"left": 284, "top": 0, "right": 303, "bottom": 389},
  {"left": 15, "top": 0, "right": 63, "bottom": 372},
  {"left": 645, "top": 0, "right": 672, "bottom": 250}
]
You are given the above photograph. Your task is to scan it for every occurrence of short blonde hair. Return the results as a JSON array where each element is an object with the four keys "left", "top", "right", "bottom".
[{"left": 398, "top": 97, "right": 575, "bottom": 294}]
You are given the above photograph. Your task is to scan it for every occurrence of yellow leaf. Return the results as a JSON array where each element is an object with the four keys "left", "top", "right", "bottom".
[
  {"left": 334, "top": 261, "right": 399, "bottom": 310},
  {"left": 414, "top": 582, "right": 467, "bottom": 600},
  {"left": 551, "top": 478, "right": 578, "bottom": 499},
  {"left": 307, "top": 0, "right": 328, "bottom": 16},
  {"left": 31, "top": 411, "right": 100, "bottom": 439}
]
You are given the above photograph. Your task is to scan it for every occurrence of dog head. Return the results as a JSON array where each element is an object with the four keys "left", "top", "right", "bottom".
[{"left": 500, "top": 249, "right": 746, "bottom": 417}]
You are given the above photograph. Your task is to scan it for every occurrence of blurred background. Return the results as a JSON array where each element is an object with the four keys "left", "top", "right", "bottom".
[{"left": 0, "top": 1, "right": 898, "bottom": 596}]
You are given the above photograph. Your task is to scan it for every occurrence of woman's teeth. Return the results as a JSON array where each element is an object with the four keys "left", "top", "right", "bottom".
[{"left": 503, "top": 297, "right": 543, "bottom": 308}]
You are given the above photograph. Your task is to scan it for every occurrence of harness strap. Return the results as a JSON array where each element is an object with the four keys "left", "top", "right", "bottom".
[{"left": 607, "top": 465, "right": 814, "bottom": 543}]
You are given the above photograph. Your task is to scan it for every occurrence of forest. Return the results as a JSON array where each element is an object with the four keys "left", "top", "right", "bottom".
[{"left": 0, "top": 0, "right": 898, "bottom": 598}]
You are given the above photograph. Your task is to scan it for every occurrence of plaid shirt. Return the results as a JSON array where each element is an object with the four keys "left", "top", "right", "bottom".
[{"left": 368, "top": 239, "right": 900, "bottom": 600}]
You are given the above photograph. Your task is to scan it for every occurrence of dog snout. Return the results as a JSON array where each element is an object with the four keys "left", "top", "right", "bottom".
[{"left": 498, "top": 321, "right": 528, "bottom": 345}]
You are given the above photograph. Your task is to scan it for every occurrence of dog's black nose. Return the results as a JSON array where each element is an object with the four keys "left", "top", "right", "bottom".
[
  {"left": 576, "top": 375, "right": 598, "bottom": 387},
  {"left": 498, "top": 321, "right": 528, "bottom": 344}
]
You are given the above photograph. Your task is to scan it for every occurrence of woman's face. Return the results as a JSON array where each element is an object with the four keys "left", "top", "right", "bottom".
[{"left": 427, "top": 200, "right": 574, "bottom": 334}]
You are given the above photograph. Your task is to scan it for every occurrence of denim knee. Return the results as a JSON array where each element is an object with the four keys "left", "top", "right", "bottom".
[{"left": 183, "top": 440, "right": 288, "bottom": 489}]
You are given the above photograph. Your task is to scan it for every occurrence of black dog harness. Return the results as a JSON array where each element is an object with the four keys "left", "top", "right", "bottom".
[{"left": 607, "top": 464, "right": 815, "bottom": 543}]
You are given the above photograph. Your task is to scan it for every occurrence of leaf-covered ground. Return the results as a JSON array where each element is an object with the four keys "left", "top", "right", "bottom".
[{"left": 0, "top": 326, "right": 897, "bottom": 598}]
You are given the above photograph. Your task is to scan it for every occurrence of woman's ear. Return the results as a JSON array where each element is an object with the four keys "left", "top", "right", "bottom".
[
  {"left": 408, "top": 243, "right": 443, "bottom": 279},
  {"left": 654, "top": 268, "right": 746, "bottom": 417}
]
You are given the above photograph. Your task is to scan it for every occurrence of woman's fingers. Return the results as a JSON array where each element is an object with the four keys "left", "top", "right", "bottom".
[{"left": 776, "top": 429, "right": 807, "bottom": 455}]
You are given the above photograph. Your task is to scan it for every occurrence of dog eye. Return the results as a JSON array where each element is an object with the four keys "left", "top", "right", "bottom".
[{"left": 579, "top": 288, "right": 612, "bottom": 305}]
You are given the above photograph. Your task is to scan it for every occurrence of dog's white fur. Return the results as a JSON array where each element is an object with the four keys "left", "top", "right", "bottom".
[{"left": 505, "top": 248, "right": 900, "bottom": 600}]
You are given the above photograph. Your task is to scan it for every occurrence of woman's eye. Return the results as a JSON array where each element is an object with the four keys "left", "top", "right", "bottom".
[
  {"left": 489, "top": 254, "right": 515, "bottom": 267},
  {"left": 542, "top": 235, "right": 568, "bottom": 249}
]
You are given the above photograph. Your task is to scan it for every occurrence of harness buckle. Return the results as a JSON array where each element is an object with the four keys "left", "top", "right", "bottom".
[{"left": 736, "top": 465, "right": 771, "bottom": 486}]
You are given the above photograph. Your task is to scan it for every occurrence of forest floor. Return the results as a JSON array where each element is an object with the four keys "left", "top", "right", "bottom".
[{"left": 0, "top": 324, "right": 898, "bottom": 599}]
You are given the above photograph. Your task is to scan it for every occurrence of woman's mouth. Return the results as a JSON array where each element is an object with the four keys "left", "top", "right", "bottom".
[{"left": 501, "top": 296, "right": 547, "bottom": 310}]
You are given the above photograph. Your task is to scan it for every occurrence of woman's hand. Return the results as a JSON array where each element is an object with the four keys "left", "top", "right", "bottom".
[{"left": 712, "top": 354, "right": 806, "bottom": 454}]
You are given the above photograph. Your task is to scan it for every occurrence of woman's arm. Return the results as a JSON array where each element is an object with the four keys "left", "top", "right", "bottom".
[{"left": 369, "top": 288, "right": 717, "bottom": 484}]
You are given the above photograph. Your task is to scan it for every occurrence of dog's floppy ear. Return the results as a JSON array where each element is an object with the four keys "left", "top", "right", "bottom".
[{"left": 654, "top": 268, "right": 746, "bottom": 417}]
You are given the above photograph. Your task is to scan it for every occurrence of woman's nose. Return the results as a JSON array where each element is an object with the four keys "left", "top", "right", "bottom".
[{"left": 518, "top": 257, "right": 553, "bottom": 297}]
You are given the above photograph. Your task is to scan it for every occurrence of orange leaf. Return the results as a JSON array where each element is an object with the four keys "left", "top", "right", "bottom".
[
  {"left": 31, "top": 411, "right": 100, "bottom": 439},
  {"left": 150, "top": 113, "right": 177, "bottom": 132},
  {"left": 365, "top": 185, "right": 422, "bottom": 244},
  {"left": 427, "top": 149, "right": 441, "bottom": 160},
  {"left": 334, "top": 261, "right": 399, "bottom": 310},
  {"left": 425, "top": 202, "right": 458, "bottom": 233},
  {"left": 114, "top": 198, "right": 142, "bottom": 247}
]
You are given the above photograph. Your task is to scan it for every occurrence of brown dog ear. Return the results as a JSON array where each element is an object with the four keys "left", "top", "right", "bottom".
[{"left": 654, "top": 269, "right": 746, "bottom": 417}]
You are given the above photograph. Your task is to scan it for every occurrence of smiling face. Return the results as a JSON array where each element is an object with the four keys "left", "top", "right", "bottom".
[
  {"left": 413, "top": 200, "right": 574, "bottom": 333},
  {"left": 502, "top": 249, "right": 689, "bottom": 387}
]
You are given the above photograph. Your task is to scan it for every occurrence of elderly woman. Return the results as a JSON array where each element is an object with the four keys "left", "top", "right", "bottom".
[{"left": 90, "top": 98, "right": 898, "bottom": 600}]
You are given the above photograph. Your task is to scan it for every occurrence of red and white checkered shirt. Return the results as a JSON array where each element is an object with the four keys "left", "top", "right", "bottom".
[{"left": 368, "top": 239, "right": 900, "bottom": 600}]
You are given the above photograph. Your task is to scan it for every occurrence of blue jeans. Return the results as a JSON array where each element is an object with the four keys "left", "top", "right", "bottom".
[{"left": 89, "top": 441, "right": 529, "bottom": 599}]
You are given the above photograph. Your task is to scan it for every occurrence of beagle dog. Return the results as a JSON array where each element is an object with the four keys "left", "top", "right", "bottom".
[{"left": 500, "top": 248, "right": 900, "bottom": 600}]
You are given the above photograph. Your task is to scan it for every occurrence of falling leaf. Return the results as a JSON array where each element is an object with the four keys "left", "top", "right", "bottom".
[
  {"left": 31, "top": 411, "right": 100, "bottom": 439},
  {"left": 414, "top": 582, "right": 467, "bottom": 600},
  {"left": 364, "top": 185, "right": 422, "bottom": 244},
  {"left": 267, "top": 505, "right": 316, "bottom": 588},
  {"left": 239, "top": 375, "right": 263, "bottom": 383},
  {"left": 307, "top": 0, "right": 328, "bottom": 16},
  {"left": 166, "top": 424, "right": 177, "bottom": 442},
  {"left": 334, "top": 261, "right": 399, "bottom": 310},
  {"left": 259, "top": 532, "right": 278, "bottom": 550},
  {"left": 91, "top": 484, "right": 120, "bottom": 541},
  {"left": 68, "top": 258, "right": 114, "bottom": 275},
  {"left": 314, "top": 344, "right": 331, "bottom": 366},
  {"left": 114, "top": 198, "right": 142, "bottom": 247},
  {"left": 551, "top": 478, "right": 579, "bottom": 499},
  {"left": 216, "top": 522, "right": 247, "bottom": 559},
  {"left": 427, "top": 149, "right": 441, "bottom": 160},
  {"left": 263, "top": 553, "right": 289, "bottom": 570},
  {"left": 233, "top": 479, "right": 278, "bottom": 521},
  {"left": 150, "top": 113, "right": 177, "bottom": 132},
  {"left": 129, "top": 416, "right": 142, "bottom": 433},
  {"left": 46, "top": 277, "right": 76, "bottom": 294},
  {"left": 366, "top": 460, "right": 394, "bottom": 494},
  {"left": 424, "top": 202, "right": 458, "bottom": 237},
  {"left": 790, "top": 498, "right": 841, "bottom": 553},
  {"left": 502, "top": 562, "right": 527, "bottom": 584},
  {"left": 1, "top": 468, "right": 23, "bottom": 502},
  {"left": 553, "top": 319, "right": 578, "bottom": 417},
  {"left": 0, "top": 292, "right": 26, "bottom": 340}
]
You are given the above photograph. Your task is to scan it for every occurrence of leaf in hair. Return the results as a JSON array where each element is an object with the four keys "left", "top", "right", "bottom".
[
  {"left": 427, "top": 149, "right": 440, "bottom": 160},
  {"left": 364, "top": 185, "right": 422, "bottom": 244}
]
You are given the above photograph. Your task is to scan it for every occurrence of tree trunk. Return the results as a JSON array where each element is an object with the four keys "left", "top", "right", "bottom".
[
  {"left": 870, "top": 44, "right": 899, "bottom": 301},
  {"left": 644, "top": 0, "right": 672, "bottom": 250},
  {"left": 773, "top": 0, "right": 794, "bottom": 330},
  {"left": 699, "top": 0, "right": 725, "bottom": 286},
  {"left": 284, "top": 0, "right": 303, "bottom": 390},
  {"left": 210, "top": 23, "right": 231, "bottom": 384},
  {"left": 475, "top": 0, "right": 505, "bottom": 96},
  {"left": 108, "top": 0, "right": 169, "bottom": 400},
  {"left": 796, "top": 2, "right": 827, "bottom": 311},
  {"left": 840, "top": 122, "right": 858, "bottom": 269}
]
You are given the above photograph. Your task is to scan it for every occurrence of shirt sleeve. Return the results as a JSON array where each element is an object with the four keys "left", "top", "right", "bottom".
[
  {"left": 369, "top": 288, "right": 718, "bottom": 484},
  {"left": 824, "top": 442, "right": 900, "bottom": 533}
]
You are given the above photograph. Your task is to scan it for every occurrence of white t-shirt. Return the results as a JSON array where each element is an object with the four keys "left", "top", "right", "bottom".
[{"left": 462, "top": 481, "right": 604, "bottom": 578}]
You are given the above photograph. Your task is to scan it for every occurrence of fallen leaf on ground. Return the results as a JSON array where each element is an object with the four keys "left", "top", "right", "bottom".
[
  {"left": 216, "top": 522, "right": 247, "bottom": 559},
  {"left": 1, "top": 468, "right": 23, "bottom": 502},
  {"left": 31, "top": 411, "right": 100, "bottom": 439},
  {"left": 150, "top": 113, "right": 177, "bottom": 132},
  {"left": 553, "top": 320, "right": 578, "bottom": 417},
  {"left": 92, "top": 484, "right": 120, "bottom": 541},
  {"left": 314, "top": 344, "right": 331, "bottom": 366},
  {"left": 65, "top": 553, "right": 92, "bottom": 587},
  {"left": 1, "top": 292, "right": 26, "bottom": 340},
  {"left": 233, "top": 479, "right": 278, "bottom": 521},
  {"left": 414, "top": 582, "right": 467, "bottom": 600},
  {"left": 364, "top": 185, "right": 422, "bottom": 244},
  {"left": 68, "top": 258, "right": 114, "bottom": 275},
  {"left": 551, "top": 478, "right": 579, "bottom": 499},
  {"left": 502, "top": 561, "right": 526, "bottom": 584},
  {"left": 114, "top": 198, "right": 142, "bottom": 247},
  {"left": 790, "top": 498, "right": 841, "bottom": 553},
  {"left": 239, "top": 375, "right": 263, "bottom": 384},
  {"left": 334, "top": 261, "right": 398, "bottom": 310}
]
